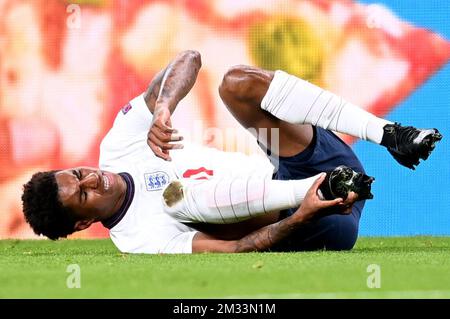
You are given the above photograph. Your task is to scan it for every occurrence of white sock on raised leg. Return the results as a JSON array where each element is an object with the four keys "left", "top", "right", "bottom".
[{"left": 261, "top": 70, "right": 392, "bottom": 144}]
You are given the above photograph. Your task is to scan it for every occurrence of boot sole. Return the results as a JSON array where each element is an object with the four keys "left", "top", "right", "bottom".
[{"left": 389, "top": 130, "right": 443, "bottom": 170}]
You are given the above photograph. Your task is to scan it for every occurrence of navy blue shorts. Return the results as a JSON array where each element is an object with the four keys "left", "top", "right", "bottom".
[{"left": 266, "top": 126, "right": 366, "bottom": 251}]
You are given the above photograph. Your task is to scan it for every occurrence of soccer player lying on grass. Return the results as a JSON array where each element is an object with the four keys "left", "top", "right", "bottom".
[{"left": 21, "top": 51, "right": 441, "bottom": 254}]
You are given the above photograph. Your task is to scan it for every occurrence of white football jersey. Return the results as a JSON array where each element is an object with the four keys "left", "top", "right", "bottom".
[{"left": 99, "top": 93, "right": 274, "bottom": 254}]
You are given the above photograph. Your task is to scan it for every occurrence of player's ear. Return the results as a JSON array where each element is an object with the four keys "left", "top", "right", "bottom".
[{"left": 74, "top": 219, "right": 94, "bottom": 231}]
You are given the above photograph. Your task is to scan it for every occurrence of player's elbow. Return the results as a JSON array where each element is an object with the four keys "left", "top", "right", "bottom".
[
  {"left": 180, "top": 50, "right": 202, "bottom": 68},
  {"left": 211, "top": 241, "right": 240, "bottom": 254},
  {"left": 192, "top": 232, "right": 241, "bottom": 253}
]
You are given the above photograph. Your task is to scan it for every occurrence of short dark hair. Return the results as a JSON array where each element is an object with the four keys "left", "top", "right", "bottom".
[{"left": 22, "top": 171, "right": 77, "bottom": 240}]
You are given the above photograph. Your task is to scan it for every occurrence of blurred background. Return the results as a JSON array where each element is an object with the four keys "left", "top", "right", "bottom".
[{"left": 0, "top": 0, "right": 449, "bottom": 239}]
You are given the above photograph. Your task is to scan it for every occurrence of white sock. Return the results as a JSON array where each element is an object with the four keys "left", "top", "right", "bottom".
[
  {"left": 261, "top": 70, "right": 392, "bottom": 144},
  {"left": 162, "top": 175, "right": 321, "bottom": 224}
]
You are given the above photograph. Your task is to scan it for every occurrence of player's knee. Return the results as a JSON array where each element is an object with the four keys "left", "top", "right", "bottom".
[
  {"left": 162, "top": 180, "right": 184, "bottom": 208},
  {"left": 324, "top": 217, "right": 359, "bottom": 251},
  {"left": 220, "top": 65, "right": 248, "bottom": 102},
  {"left": 219, "top": 65, "right": 263, "bottom": 104}
]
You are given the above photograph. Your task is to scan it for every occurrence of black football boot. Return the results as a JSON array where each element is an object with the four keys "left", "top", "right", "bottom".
[
  {"left": 380, "top": 123, "right": 442, "bottom": 170},
  {"left": 320, "top": 166, "right": 375, "bottom": 201}
]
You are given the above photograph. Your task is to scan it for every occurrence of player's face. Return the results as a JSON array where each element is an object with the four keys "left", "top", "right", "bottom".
[{"left": 55, "top": 167, "right": 126, "bottom": 221}]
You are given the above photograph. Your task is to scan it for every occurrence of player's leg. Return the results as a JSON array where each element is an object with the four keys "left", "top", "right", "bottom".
[
  {"left": 218, "top": 65, "right": 313, "bottom": 158},
  {"left": 162, "top": 167, "right": 373, "bottom": 224},
  {"left": 163, "top": 174, "right": 322, "bottom": 224},
  {"left": 218, "top": 66, "right": 372, "bottom": 250},
  {"left": 220, "top": 65, "right": 442, "bottom": 170}
]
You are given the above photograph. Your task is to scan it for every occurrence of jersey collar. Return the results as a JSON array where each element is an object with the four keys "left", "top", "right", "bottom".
[{"left": 101, "top": 172, "right": 135, "bottom": 229}]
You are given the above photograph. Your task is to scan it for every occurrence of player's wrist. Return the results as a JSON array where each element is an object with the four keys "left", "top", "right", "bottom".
[
  {"left": 291, "top": 206, "right": 317, "bottom": 225},
  {"left": 287, "top": 211, "right": 307, "bottom": 226},
  {"left": 154, "top": 103, "right": 169, "bottom": 114}
]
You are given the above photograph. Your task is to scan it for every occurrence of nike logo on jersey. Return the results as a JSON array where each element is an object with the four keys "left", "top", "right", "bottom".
[{"left": 144, "top": 171, "right": 170, "bottom": 191}]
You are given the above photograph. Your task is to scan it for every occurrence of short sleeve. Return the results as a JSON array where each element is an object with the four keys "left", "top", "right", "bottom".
[
  {"left": 110, "top": 218, "right": 198, "bottom": 255},
  {"left": 99, "top": 93, "right": 154, "bottom": 170},
  {"left": 159, "top": 230, "right": 198, "bottom": 254}
]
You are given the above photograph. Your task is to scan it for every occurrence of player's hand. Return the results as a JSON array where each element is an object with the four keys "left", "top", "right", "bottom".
[
  {"left": 293, "top": 173, "right": 349, "bottom": 223},
  {"left": 337, "top": 191, "right": 358, "bottom": 215},
  {"left": 147, "top": 107, "right": 183, "bottom": 161}
]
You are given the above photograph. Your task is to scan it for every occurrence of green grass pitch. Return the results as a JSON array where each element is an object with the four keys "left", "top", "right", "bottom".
[{"left": 1, "top": 237, "right": 450, "bottom": 299}]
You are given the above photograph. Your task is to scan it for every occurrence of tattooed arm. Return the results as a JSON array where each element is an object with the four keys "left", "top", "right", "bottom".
[
  {"left": 192, "top": 174, "right": 347, "bottom": 253},
  {"left": 144, "top": 50, "right": 202, "bottom": 113},
  {"left": 192, "top": 214, "right": 304, "bottom": 253},
  {"left": 144, "top": 50, "right": 202, "bottom": 160}
]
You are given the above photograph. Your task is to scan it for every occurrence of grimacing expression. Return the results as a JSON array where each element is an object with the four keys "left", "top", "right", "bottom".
[{"left": 55, "top": 167, "right": 125, "bottom": 221}]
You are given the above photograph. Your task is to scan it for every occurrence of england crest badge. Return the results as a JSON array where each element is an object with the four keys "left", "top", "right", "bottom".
[{"left": 144, "top": 171, "right": 170, "bottom": 191}]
